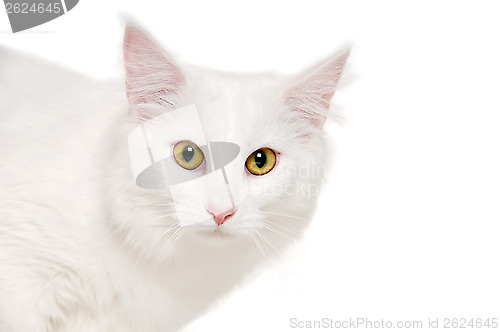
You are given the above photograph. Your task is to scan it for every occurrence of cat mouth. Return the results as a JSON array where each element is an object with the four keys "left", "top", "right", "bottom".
[
  {"left": 190, "top": 224, "right": 232, "bottom": 234},
  {"left": 185, "top": 222, "right": 253, "bottom": 240}
]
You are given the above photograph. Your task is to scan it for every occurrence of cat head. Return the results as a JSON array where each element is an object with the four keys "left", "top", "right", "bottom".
[{"left": 105, "top": 25, "right": 348, "bottom": 263}]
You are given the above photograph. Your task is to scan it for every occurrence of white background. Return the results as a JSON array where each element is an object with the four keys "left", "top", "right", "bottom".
[{"left": 2, "top": 1, "right": 500, "bottom": 331}]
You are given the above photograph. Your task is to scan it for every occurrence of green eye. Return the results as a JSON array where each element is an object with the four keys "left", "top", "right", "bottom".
[
  {"left": 173, "top": 141, "right": 204, "bottom": 170},
  {"left": 245, "top": 148, "right": 277, "bottom": 175}
]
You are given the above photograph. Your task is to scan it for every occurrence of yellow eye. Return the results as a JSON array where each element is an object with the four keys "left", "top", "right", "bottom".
[
  {"left": 245, "top": 148, "right": 277, "bottom": 175},
  {"left": 173, "top": 140, "right": 204, "bottom": 170}
]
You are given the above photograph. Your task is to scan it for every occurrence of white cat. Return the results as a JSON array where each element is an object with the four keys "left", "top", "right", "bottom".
[{"left": 0, "top": 25, "right": 348, "bottom": 331}]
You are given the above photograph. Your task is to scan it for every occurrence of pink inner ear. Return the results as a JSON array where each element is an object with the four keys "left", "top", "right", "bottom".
[
  {"left": 123, "top": 26, "right": 185, "bottom": 114},
  {"left": 286, "top": 49, "right": 349, "bottom": 127}
]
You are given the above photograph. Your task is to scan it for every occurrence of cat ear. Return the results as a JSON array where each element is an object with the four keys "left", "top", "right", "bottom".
[
  {"left": 123, "top": 25, "right": 185, "bottom": 118},
  {"left": 285, "top": 49, "right": 349, "bottom": 127}
]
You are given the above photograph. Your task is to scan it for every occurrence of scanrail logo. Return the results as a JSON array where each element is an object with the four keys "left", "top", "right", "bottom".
[
  {"left": 3, "top": 0, "right": 78, "bottom": 32},
  {"left": 128, "top": 105, "right": 249, "bottom": 227}
]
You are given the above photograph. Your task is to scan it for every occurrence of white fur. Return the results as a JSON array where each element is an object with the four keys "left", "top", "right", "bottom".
[{"left": 0, "top": 26, "right": 347, "bottom": 332}]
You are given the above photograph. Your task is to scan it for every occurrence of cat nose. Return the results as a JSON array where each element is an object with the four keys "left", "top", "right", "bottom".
[{"left": 208, "top": 208, "right": 235, "bottom": 226}]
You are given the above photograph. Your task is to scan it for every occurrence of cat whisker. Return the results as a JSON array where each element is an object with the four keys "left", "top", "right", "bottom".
[
  {"left": 151, "top": 227, "right": 184, "bottom": 278},
  {"left": 260, "top": 211, "right": 311, "bottom": 223},
  {"left": 264, "top": 223, "right": 299, "bottom": 241},
  {"left": 264, "top": 218, "right": 301, "bottom": 236},
  {"left": 160, "top": 228, "right": 183, "bottom": 260},
  {"left": 250, "top": 232, "right": 269, "bottom": 259},
  {"left": 136, "top": 224, "right": 181, "bottom": 265},
  {"left": 254, "top": 229, "right": 283, "bottom": 263},
  {"left": 258, "top": 229, "right": 282, "bottom": 258}
]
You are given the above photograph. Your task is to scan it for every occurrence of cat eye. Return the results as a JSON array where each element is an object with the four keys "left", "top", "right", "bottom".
[
  {"left": 173, "top": 140, "right": 204, "bottom": 170},
  {"left": 245, "top": 148, "right": 277, "bottom": 175}
]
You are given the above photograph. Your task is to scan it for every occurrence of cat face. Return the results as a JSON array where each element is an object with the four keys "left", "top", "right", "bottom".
[{"left": 105, "top": 25, "right": 348, "bottom": 261}]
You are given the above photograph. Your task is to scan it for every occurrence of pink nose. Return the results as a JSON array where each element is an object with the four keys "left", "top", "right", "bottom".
[{"left": 209, "top": 209, "right": 234, "bottom": 226}]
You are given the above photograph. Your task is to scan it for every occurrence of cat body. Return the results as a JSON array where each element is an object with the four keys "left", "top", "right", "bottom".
[{"left": 0, "top": 26, "right": 348, "bottom": 331}]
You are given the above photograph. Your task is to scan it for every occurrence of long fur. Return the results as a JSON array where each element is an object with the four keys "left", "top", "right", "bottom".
[{"left": 0, "top": 25, "right": 348, "bottom": 332}]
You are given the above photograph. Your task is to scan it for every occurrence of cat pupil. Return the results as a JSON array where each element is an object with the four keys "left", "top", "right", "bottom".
[
  {"left": 254, "top": 150, "right": 267, "bottom": 168},
  {"left": 182, "top": 145, "right": 195, "bottom": 162}
]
